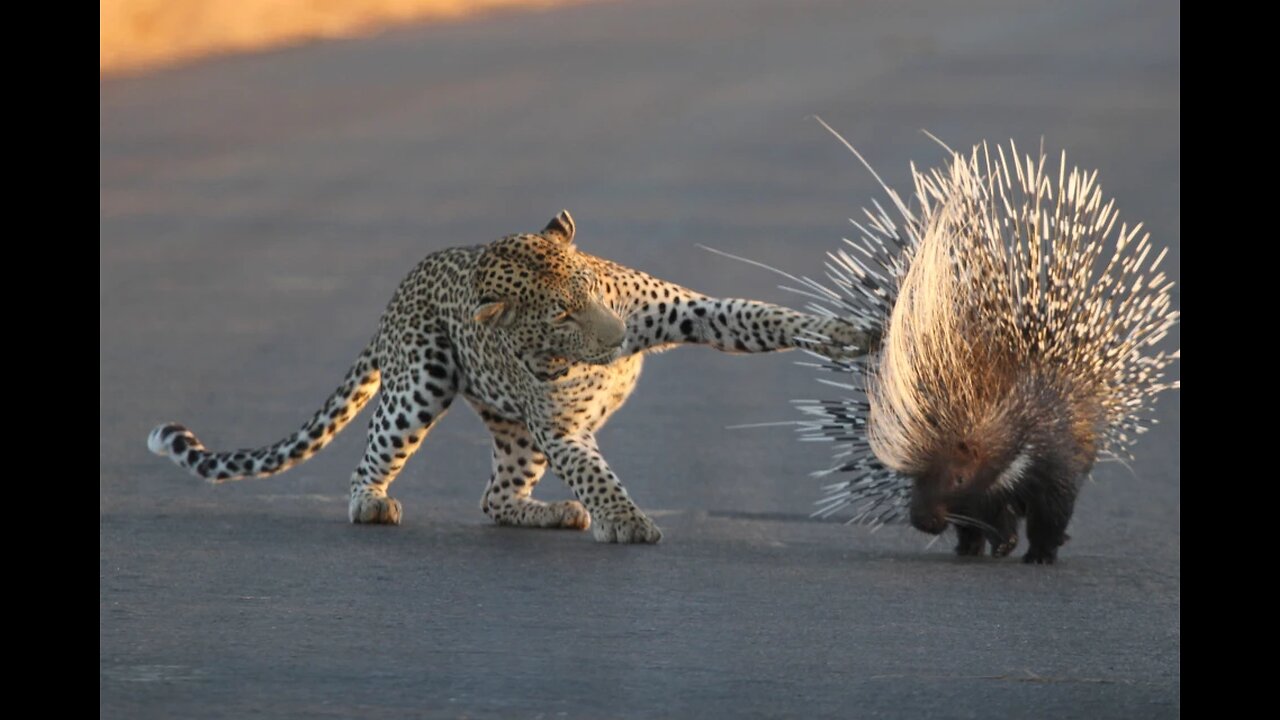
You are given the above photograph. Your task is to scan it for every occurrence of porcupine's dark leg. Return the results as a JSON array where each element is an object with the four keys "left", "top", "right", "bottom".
[
  {"left": 988, "top": 504, "right": 1020, "bottom": 558},
  {"left": 954, "top": 503, "right": 1018, "bottom": 557},
  {"left": 1022, "top": 482, "right": 1078, "bottom": 564},
  {"left": 954, "top": 526, "right": 986, "bottom": 556}
]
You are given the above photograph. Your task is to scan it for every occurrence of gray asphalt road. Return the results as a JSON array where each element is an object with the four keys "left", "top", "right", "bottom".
[{"left": 100, "top": 1, "right": 1180, "bottom": 717}]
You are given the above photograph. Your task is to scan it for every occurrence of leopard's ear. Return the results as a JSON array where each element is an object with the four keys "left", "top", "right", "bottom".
[
  {"left": 473, "top": 298, "right": 516, "bottom": 327},
  {"left": 542, "top": 210, "right": 575, "bottom": 246}
]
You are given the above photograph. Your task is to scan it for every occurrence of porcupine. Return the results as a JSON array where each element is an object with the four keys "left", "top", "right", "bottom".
[{"left": 744, "top": 122, "right": 1179, "bottom": 564}]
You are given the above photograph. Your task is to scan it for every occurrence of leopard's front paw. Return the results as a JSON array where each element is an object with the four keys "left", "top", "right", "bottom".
[
  {"left": 590, "top": 511, "right": 662, "bottom": 544},
  {"left": 349, "top": 494, "right": 403, "bottom": 525},
  {"left": 806, "top": 318, "right": 881, "bottom": 361}
]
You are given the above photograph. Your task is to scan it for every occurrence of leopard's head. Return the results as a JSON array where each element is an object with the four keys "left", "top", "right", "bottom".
[{"left": 473, "top": 210, "right": 626, "bottom": 380}]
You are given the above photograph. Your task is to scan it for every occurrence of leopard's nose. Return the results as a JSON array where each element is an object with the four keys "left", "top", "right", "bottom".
[
  {"left": 583, "top": 300, "right": 625, "bottom": 348},
  {"left": 603, "top": 310, "right": 625, "bottom": 348}
]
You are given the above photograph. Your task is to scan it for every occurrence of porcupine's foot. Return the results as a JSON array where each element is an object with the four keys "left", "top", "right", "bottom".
[
  {"left": 1022, "top": 489, "right": 1075, "bottom": 564},
  {"left": 1022, "top": 546, "right": 1058, "bottom": 564},
  {"left": 349, "top": 492, "right": 403, "bottom": 525},
  {"left": 1022, "top": 517, "right": 1065, "bottom": 564},
  {"left": 590, "top": 509, "right": 663, "bottom": 544},
  {"left": 991, "top": 534, "right": 1019, "bottom": 558},
  {"left": 989, "top": 505, "right": 1020, "bottom": 558}
]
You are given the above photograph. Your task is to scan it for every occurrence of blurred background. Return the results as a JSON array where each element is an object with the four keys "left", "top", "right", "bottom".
[{"left": 101, "top": 2, "right": 1179, "bottom": 716}]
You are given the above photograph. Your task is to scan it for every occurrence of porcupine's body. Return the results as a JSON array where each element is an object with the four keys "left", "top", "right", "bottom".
[{"left": 782, "top": 129, "right": 1178, "bottom": 563}]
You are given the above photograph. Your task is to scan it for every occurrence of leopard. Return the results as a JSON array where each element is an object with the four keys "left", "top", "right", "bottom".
[{"left": 147, "top": 211, "right": 877, "bottom": 543}]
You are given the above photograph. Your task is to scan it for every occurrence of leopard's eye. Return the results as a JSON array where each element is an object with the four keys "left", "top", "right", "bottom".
[{"left": 552, "top": 309, "right": 573, "bottom": 324}]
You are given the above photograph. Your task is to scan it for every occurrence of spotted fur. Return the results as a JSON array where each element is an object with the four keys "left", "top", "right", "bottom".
[{"left": 148, "top": 211, "right": 875, "bottom": 543}]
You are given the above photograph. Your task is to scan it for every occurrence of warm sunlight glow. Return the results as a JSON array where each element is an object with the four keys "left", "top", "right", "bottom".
[{"left": 101, "top": 0, "right": 594, "bottom": 75}]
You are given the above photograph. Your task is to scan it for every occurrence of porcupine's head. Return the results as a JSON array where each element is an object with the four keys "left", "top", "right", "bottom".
[{"left": 889, "top": 376, "right": 1102, "bottom": 537}]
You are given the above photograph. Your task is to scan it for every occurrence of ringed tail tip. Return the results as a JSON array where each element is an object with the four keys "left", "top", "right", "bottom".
[{"left": 148, "top": 423, "right": 185, "bottom": 456}]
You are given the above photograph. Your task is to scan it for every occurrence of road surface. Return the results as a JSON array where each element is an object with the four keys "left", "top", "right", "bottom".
[{"left": 100, "top": 1, "right": 1180, "bottom": 717}]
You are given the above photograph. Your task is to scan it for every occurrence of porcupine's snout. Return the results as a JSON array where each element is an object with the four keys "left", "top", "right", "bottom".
[
  {"left": 909, "top": 495, "right": 949, "bottom": 535},
  {"left": 909, "top": 444, "right": 992, "bottom": 535}
]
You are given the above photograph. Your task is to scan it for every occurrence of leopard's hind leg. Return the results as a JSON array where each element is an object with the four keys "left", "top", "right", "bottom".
[{"left": 348, "top": 333, "right": 458, "bottom": 525}]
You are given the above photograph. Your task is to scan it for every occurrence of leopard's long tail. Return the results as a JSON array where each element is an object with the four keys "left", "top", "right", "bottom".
[{"left": 146, "top": 346, "right": 381, "bottom": 483}]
